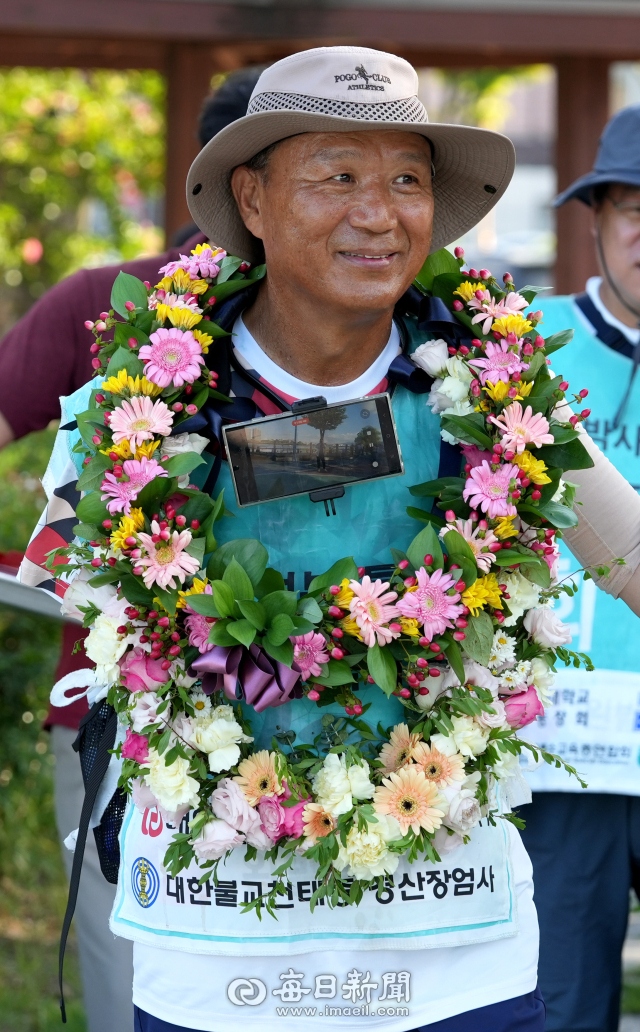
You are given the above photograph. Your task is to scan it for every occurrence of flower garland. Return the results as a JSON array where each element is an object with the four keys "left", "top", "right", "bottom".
[{"left": 45, "top": 242, "right": 618, "bottom": 918}]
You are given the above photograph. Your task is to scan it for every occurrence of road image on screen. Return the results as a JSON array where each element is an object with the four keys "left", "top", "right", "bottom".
[{"left": 225, "top": 397, "right": 401, "bottom": 505}]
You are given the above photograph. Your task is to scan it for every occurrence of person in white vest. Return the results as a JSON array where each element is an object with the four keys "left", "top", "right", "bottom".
[
  {"left": 50, "top": 48, "right": 640, "bottom": 1032},
  {"left": 521, "top": 104, "right": 640, "bottom": 1032}
]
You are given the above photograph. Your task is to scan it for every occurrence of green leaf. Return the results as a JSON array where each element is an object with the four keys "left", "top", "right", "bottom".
[
  {"left": 72, "top": 523, "right": 100, "bottom": 542},
  {"left": 227, "top": 619, "right": 257, "bottom": 648},
  {"left": 87, "top": 570, "right": 121, "bottom": 587},
  {"left": 216, "top": 255, "right": 243, "bottom": 283},
  {"left": 76, "top": 492, "right": 110, "bottom": 525},
  {"left": 536, "top": 499, "right": 579, "bottom": 529},
  {"left": 529, "top": 374, "right": 564, "bottom": 401},
  {"left": 111, "top": 270, "right": 149, "bottom": 317},
  {"left": 531, "top": 437, "right": 594, "bottom": 472},
  {"left": 440, "top": 413, "right": 493, "bottom": 450},
  {"left": 409, "top": 476, "right": 465, "bottom": 498},
  {"left": 367, "top": 644, "right": 398, "bottom": 697},
  {"left": 443, "top": 529, "right": 476, "bottom": 565},
  {"left": 307, "top": 557, "right": 359, "bottom": 595},
  {"left": 255, "top": 567, "right": 285, "bottom": 598},
  {"left": 446, "top": 639, "right": 466, "bottom": 684},
  {"left": 176, "top": 489, "right": 215, "bottom": 527},
  {"left": 161, "top": 452, "right": 205, "bottom": 478},
  {"left": 119, "top": 574, "right": 156, "bottom": 608},
  {"left": 210, "top": 619, "right": 238, "bottom": 647},
  {"left": 206, "top": 538, "right": 269, "bottom": 588},
  {"left": 413, "top": 247, "right": 460, "bottom": 293},
  {"left": 544, "top": 329, "right": 574, "bottom": 354},
  {"left": 114, "top": 322, "right": 150, "bottom": 348},
  {"left": 76, "top": 452, "right": 111, "bottom": 492},
  {"left": 549, "top": 425, "right": 580, "bottom": 445},
  {"left": 267, "top": 613, "right": 296, "bottom": 646},
  {"left": 290, "top": 617, "right": 314, "bottom": 635},
  {"left": 296, "top": 595, "right": 323, "bottom": 624},
  {"left": 311, "top": 659, "right": 354, "bottom": 687},
  {"left": 105, "top": 345, "right": 145, "bottom": 380},
  {"left": 261, "top": 589, "right": 298, "bottom": 624},
  {"left": 222, "top": 557, "right": 255, "bottom": 601},
  {"left": 211, "top": 580, "right": 236, "bottom": 618},
  {"left": 187, "top": 593, "right": 220, "bottom": 618},
  {"left": 522, "top": 561, "right": 552, "bottom": 588},
  {"left": 406, "top": 506, "right": 446, "bottom": 528},
  {"left": 75, "top": 409, "right": 103, "bottom": 448},
  {"left": 262, "top": 637, "right": 294, "bottom": 667},
  {"left": 460, "top": 611, "right": 493, "bottom": 666},
  {"left": 406, "top": 524, "right": 444, "bottom": 571},
  {"left": 135, "top": 474, "right": 177, "bottom": 513},
  {"left": 155, "top": 586, "right": 180, "bottom": 616},
  {"left": 447, "top": 553, "right": 477, "bottom": 589},
  {"left": 237, "top": 599, "right": 266, "bottom": 630},
  {"left": 520, "top": 351, "right": 545, "bottom": 383}
]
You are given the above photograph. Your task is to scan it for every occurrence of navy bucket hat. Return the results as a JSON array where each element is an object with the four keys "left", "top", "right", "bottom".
[{"left": 555, "top": 104, "right": 640, "bottom": 207}]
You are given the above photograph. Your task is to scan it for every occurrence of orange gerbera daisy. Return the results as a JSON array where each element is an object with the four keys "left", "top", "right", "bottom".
[
  {"left": 378, "top": 723, "right": 422, "bottom": 774},
  {"left": 413, "top": 743, "right": 465, "bottom": 789},
  {"left": 302, "top": 803, "right": 336, "bottom": 843},
  {"left": 373, "top": 767, "right": 445, "bottom": 835},
  {"left": 233, "top": 750, "right": 281, "bottom": 806}
]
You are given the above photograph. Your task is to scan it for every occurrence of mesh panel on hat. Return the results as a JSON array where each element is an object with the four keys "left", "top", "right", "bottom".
[{"left": 248, "top": 92, "right": 428, "bottom": 123}]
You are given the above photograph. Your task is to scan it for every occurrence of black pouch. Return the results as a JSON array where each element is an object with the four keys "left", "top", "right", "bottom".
[{"left": 58, "top": 698, "right": 126, "bottom": 1023}]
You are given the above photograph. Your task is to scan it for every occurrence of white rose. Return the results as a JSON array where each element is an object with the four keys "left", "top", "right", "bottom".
[
  {"left": 476, "top": 698, "right": 507, "bottom": 729},
  {"left": 444, "top": 788, "right": 481, "bottom": 836},
  {"left": 130, "top": 690, "right": 163, "bottom": 733},
  {"left": 523, "top": 606, "right": 572, "bottom": 648},
  {"left": 190, "top": 705, "right": 253, "bottom": 773},
  {"left": 159, "top": 432, "right": 210, "bottom": 487},
  {"left": 61, "top": 568, "right": 117, "bottom": 622},
  {"left": 336, "top": 813, "right": 403, "bottom": 879},
  {"left": 145, "top": 747, "right": 200, "bottom": 813},
  {"left": 438, "top": 374, "right": 470, "bottom": 406},
  {"left": 412, "top": 338, "right": 449, "bottom": 377},
  {"left": 312, "top": 753, "right": 374, "bottom": 816},
  {"left": 502, "top": 572, "right": 541, "bottom": 626},
  {"left": 432, "top": 825, "right": 464, "bottom": 857},
  {"left": 531, "top": 657, "right": 555, "bottom": 706},
  {"left": 171, "top": 712, "right": 196, "bottom": 745},
  {"left": 85, "top": 614, "right": 128, "bottom": 684},
  {"left": 439, "top": 399, "right": 476, "bottom": 444},
  {"left": 432, "top": 715, "right": 489, "bottom": 759}
]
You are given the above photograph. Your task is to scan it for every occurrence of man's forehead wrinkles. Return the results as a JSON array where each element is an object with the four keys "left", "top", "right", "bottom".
[{"left": 307, "top": 146, "right": 431, "bottom": 164}]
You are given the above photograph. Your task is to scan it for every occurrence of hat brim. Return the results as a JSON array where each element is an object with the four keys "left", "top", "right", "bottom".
[
  {"left": 186, "top": 110, "right": 515, "bottom": 264},
  {"left": 554, "top": 169, "right": 640, "bottom": 208}
]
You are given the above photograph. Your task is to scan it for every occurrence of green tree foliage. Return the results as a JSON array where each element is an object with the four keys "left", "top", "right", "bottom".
[{"left": 0, "top": 67, "right": 165, "bottom": 333}]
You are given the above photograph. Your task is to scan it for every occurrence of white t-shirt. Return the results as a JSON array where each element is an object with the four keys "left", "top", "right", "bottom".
[{"left": 132, "top": 320, "right": 539, "bottom": 1030}]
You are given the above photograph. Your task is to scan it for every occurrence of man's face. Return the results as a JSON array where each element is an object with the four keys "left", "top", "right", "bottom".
[
  {"left": 231, "top": 130, "right": 434, "bottom": 316},
  {"left": 595, "top": 184, "right": 640, "bottom": 303}
]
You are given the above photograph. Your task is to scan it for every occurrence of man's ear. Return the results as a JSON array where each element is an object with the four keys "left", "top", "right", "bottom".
[{"left": 231, "top": 166, "right": 264, "bottom": 241}]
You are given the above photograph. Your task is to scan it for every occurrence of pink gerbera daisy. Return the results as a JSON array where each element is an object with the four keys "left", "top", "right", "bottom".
[
  {"left": 489, "top": 401, "right": 554, "bottom": 454},
  {"left": 468, "top": 291, "right": 528, "bottom": 335},
  {"left": 139, "top": 327, "right": 204, "bottom": 388},
  {"left": 109, "top": 396, "right": 173, "bottom": 448},
  {"left": 468, "top": 340, "right": 527, "bottom": 385},
  {"left": 348, "top": 576, "right": 400, "bottom": 648},
  {"left": 291, "top": 632, "right": 330, "bottom": 680},
  {"left": 396, "top": 567, "right": 463, "bottom": 642},
  {"left": 462, "top": 460, "right": 519, "bottom": 519},
  {"left": 136, "top": 520, "right": 200, "bottom": 589},
  {"left": 440, "top": 517, "right": 498, "bottom": 573},
  {"left": 185, "top": 611, "right": 215, "bottom": 653},
  {"left": 101, "top": 456, "right": 167, "bottom": 515}
]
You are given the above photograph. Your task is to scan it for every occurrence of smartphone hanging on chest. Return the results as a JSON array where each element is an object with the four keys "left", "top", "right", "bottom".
[{"left": 222, "top": 392, "right": 404, "bottom": 513}]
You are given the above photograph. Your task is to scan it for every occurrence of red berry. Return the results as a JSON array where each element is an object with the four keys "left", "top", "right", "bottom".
[
  {"left": 455, "top": 618, "right": 467, "bottom": 628},
  {"left": 107, "top": 557, "right": 117, "bottom": 567},
  {"left": 429, "top": 668, "right": 441, "bottom": 677},
  {"left": 331, "top": 628, "right": 344, "bottom": 639},
  {"left": 90, "top": 557, "right": 102, "bottom": 567},
  {"left": 329, "top": 585, "right": 340, "bottom": 595},
  {"left": 331, "top": 647, "right": 345, "bottom": 660},
  {"left": 191, "top": 519, "right": 200, "bottom": 530},
  {"left": 353, "top": 704, "right": 363, "bottom": 715},
  {"left": 307, "top": 689, "right": 320, "bottom": 701},
  {"left": 416, "top": 657, "right": 428, "bottom": 668},
  {"left": 424, "top": 554, "right": 433, "bottom": 566},
  {"left": 175, "top": 515, "right": 186, "bottom": 527},
  {"left": 531, "top": 489, "right": 541, "bottom": 501},
  {"left": 171, "top": 632, "right": 180, "bottom": 642},
  {"left": 429, "top": 642, "right": 441, "bottom": 653},
  {"left": 168, "top": 645, "right": 181, "bottom": 656},
  {"left": 407, "top": 674, "right": 420, "bottom": 687},
  {"left": 102, "top": 520, "right": 112, "bottom": 529},
  {"left": 327, "top": 606, "right": 343, "bottom": 618},
  {"left": 419, "top": 686, "right": 430, "bottom": 695},
  {"left": 398, "top": 559, "right": 409, "bottom": 570},
  {"left": 148, "top": 611, "right": 158, "bottom": 620},
  {"left": 367, "top": 675, "right": 375, "bottom": 684},
  {"left": 399, "top": 688, "right": 411, "bottom": 698},
  {"left": 453, "top": 630, "right": 466, "bottom": 641},
  {"left": 117, "top": 625, "right": 127, "bottom": 634},
  {"left": 150, "top": 632, "right": 161, "bottom": 641},
  {"left": 139, "top": 635, "right": 149, "bottom": 644},
  {"left": 579, "top": 388, "right": 589, "bottom": 398},
  {"left": 161, "top": 660, "right": 172, "bottom": 670},
  {"left": 357, "top": 567, "right": 366, "bottom": 577},
  {"left": 157, "top": 616, "right": 170, "bottom": 628}
]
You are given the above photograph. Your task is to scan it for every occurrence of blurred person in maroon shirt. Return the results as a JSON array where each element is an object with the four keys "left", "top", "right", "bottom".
[{"left": 0, "top": 67, "right": 261, "bottom": 1032}]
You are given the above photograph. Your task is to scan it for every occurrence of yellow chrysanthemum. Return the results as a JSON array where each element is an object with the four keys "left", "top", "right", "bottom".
[
  {"left": 453, "top": 281, "right": 485, "bottom": 303},
  {"left": 177, "top": 576, "right": 209, "bottom": 609},
  {"left": 171, "top": 269, "right": 193, "bottom": 291},
  {"left": 192, "top": 328, "right": 213, "bottom": 354},
  {"left": 494, "top": 516, "right": 518, "bottom": 540},
  {"left": 135, "top": 440, "right": 161, "bottom": 460},
  {"left": 484, "top": 378, "right": 534, "bottom": 403},
  {"left": 512, "top": 450, "right": 552, "bottom": 485},
  {"left": 334, "top": 578, "right": 355, "bottom": 609},
  {"left": 155, "top": 303, "right": 203, "bottom": 330},
  {"left": 111, "top": 508, "right": 145, "bottom": 551},
  {"left": 461, "top": 573, "right": 503, "bottom": 616},
  {"left": 155, "top": 276, "right": 174, "bottom": 292},
  {"left": 341, "top": 616, "right": 363, "bottom": 640},
  {"left": 491, "top": 314, "right": 533, "bottom": 338},
  {"left": 519, "top": 380, "right": 533, "bottom": 397},
  {"left": 399, "top": 617, "right": 420, "bottom": 637},
  {"left": 192, "top": 242, "right": 224, "bottom": 258},
  {"left": 101, "top": 369, "right": 162, "bottom": 398},
  {"left": 100, "top": 438, "right": 160, "bottom": 462},
  {"left": 188, "top": 279, "right": 210, "bottom": 296}
]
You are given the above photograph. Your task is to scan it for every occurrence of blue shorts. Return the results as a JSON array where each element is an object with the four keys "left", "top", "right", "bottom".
[{"left": 134, "top": 986, "right": 545, "bottom": 1032}]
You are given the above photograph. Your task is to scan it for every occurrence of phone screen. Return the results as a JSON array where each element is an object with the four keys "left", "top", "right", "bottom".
[{"left": 223, "top": 393, "right": 404, "bottom": 507}]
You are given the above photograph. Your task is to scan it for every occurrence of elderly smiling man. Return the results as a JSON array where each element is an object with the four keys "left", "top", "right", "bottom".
[{"left": 93, "top": 47, "right": 640, "bottom": 1032}]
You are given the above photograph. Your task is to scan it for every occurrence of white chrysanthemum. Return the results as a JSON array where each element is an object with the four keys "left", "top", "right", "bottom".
[
  {"left": 335, "top": 813, "right": 403, "bottom": 880},
  {"left": 190, "top": 689, "right": 212, "bottom": 718},
  {"left": 489, "top": 630, "right": 517, "bottom": 670},
  {"left": 501, "top": 572, "right": 541, "bottom": 627},
  {"left": 190, "top": 704, "right": 253, "bottom": 773},
  {"left": 531, "top": 657, "right": 556, "bottom": 706}
]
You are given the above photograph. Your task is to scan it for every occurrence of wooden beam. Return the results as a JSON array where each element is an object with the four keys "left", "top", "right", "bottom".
[
  {"left": 554, "top": 58, "right": 610, "bottom": 296},
  {"left": 0, "top": 33, "right": 166, "bottom": 69},
  {"left": 164, "top": 43, "right": 220, "bottom": 243},
  {"left": 1, "top": 2, "right": 640, "bottom": 59}
]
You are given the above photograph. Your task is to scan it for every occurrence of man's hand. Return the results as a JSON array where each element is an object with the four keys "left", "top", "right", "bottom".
[{"left": 0, "top": 410, "right": 15, "bottom": 449}]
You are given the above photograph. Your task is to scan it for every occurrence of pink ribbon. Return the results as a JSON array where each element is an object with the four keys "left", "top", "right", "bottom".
[{"left": 190, "top": 645, "right": 303, "bottom": 713}]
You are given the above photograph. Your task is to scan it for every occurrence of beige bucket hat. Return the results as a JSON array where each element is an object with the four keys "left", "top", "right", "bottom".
[{"left": 187, "top": 46, "right": 515, "bottom": 264}]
